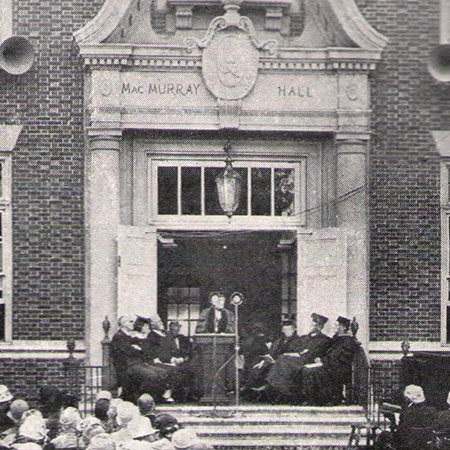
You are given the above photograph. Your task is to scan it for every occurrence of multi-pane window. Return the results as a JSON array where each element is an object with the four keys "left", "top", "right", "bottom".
[
  {"left": 152, "top": 160, "right": 303, "bottom": 221},
  {"left": 166, "top": 287, "right": 201, "bottom": 337}
]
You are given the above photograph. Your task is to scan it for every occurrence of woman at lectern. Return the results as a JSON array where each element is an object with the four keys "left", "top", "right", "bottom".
[{"left": 195, "top": 292, "right": 235, "bottom": 334}]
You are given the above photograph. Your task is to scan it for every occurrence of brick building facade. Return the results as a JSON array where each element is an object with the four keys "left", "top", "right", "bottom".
[{"left": 0, "top": 0, "right": 447, "bottom": 403}]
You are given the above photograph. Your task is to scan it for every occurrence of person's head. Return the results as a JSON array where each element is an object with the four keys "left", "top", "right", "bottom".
[
  {"left": 281, "top": 320, "right": 296, "bottom": 338},
  {"left": 86, "top": 433, "right": 115, "bottom": 450},
  {"left": 137, "top": 393, "right": 155, "bottom": 416},
  {"left": 60, "top": 390, "right": 80, "bottom": 409},
  {"left": 209, "top": 292, "right": 226, "bottom": 310},
  {"left": 116, "top": 402, "right": 138, "bottom": 428},
  {"left": 59, "top": 407, "right": 81, "bottom": 432},
  {"left": 118, "top": 315, "right": 135, "bottom": 332},
  {"left": 17, "top": 411, "right": 47, "bottom": 443},
  {"left": 128, "top": 415, "right": 158, "bottom": 442},
  {"left": 169, "top": 321, "right": 182, "bottom": 336},
  {"left": 134, "top": 317, "right": 151, "bottom": 334},
  {"left": 335, "top": 316, "right": 351, "bottom": 334},
  {"left": 78, "top": 417, "right": 105, "bottom": 447},
  {"left": 171, "top": 429, "right": 200, "bottom": 450},
  {"left": 107, "top": 398, "right": 124, "bottom": 424},
  {"left": 404, "top": 385, "right": 425, "bottom": 405},
  {"left": 38, "top": 386, "right": 62, "bottom": 413},
  {"left": 0, "top": 385, "right": 13, "bottom": 409},
  {"left": 150, "top": 315, "right": 165, "bottom": 332},
  {"left": 95, "top": 399, "right": 110, "bottom": 422},
  {"left": 153, "top": 414, "right": 179, "bottom": 439},
  {"left": 10, "top": 399, "right": 30, "bottom": 422},
  {"left": 311, "top": 313, "right": 328, "bottom": 332},
  {"left": 95, "top": 390, "right": 112, "bottom": 403}
]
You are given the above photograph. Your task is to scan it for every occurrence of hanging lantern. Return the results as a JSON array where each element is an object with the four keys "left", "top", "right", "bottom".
[{"left": 215, "top": 140, "right": 242, "bottom": 219}]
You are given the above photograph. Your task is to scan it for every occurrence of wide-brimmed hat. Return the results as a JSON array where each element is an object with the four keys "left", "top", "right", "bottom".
[
  {"left": 172, "top": 429, "right": 200, "bottom": 449},
  {"left": 18, "top": 413, "right": 47, "bottom": 442},
  {"left": 116, "top": 402, "right": 138, "bottom": 427},
  {"left": 0, "top": 385, "right": 13, "bottom": 403},
  {"left": 59, "top": 407, "right": 81, "bottom": 431},
  {"left": 128, "top": 415, "right": 157, "bottom": 439},
  {"left": 95, "top": 390, "right": 112, "bottom": 402}
]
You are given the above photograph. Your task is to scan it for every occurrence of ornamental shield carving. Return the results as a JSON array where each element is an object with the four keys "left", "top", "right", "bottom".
[{"left": 202, "top": 31, "right": 259, "bottom": 101}]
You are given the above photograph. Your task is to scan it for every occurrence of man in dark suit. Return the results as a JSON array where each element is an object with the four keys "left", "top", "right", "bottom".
[
  {"left": 245, "top": 320, "right": 303, "bottom": 392},
  {"left": 111, "top": 315, "right": 169, "bottom": 401},
  {"left": 167, "top": 321, "right": 193, "bottom": 361},
  {"left": 195, "top": 292, "right": 235, "bottom": 334}
]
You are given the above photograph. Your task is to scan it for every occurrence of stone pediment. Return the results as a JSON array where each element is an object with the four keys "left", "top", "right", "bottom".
[{"left": 74, "top": 0, "right": 387, "bottom": 52}]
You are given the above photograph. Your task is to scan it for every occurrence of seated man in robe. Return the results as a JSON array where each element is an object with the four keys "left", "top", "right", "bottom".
[
  {"left": 195, "top": 292, "right": 235, "bottom": 334},
  {"left": 111, "top": 315, "right": 169, "bottom": 402},
  {"left": 244, "top": 320, "right": 303, "bottom": 394},
  {"left": 249, "top": 314, "right": 331, "bottom": 401},
  {"left": 301, "top": 316, "right": 361, "bottom": 405},
  {"left": 142, "top": 315, "right": 195, "bottom": 402}
]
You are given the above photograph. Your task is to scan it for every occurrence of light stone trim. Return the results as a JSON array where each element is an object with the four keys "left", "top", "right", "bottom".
[
  {"left": 0, "top": 340, "right": 86, "bottom": 359},
  {"left": 369, "top": 341, "right": 450, "bottom": 361},
  {"left": 0, "top": 0, "right": 13, "bottom": 42}
]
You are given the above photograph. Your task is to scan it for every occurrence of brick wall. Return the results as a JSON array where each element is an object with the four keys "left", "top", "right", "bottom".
[
  {"left": 0, "top": 0, "right": 104, "bottom": 340},
  {"left": 355, "top": 0, "right": 450, "bottom": 341},
  {"left": 0, "top": 358, "right": 73, "bottom": 406}
]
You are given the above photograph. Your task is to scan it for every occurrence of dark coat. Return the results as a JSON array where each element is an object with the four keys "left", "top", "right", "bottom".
[
  {"left": 395, "top": 402, "right": 438, "bottom": 450},
  {"left": 266, "top": 331, "right": 331, "bottom": 396},
  {"left": 195, "top": 307, "right": 235, "bottom": 334},
  {"left": 302, "top": 333, "right": 361, "bottom": 405}
]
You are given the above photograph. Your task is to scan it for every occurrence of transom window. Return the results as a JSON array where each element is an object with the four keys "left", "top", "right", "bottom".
[{"left": 151, "top": 160, "right": 304, "bottom": 223}]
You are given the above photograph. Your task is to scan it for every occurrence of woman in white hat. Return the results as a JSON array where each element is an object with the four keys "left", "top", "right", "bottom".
[{"left": 0, "top": 385, "right": 14, "bottom": 433}]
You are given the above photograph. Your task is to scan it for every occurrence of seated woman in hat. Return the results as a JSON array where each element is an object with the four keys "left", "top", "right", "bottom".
[{"left": 302, "top": 316, "right": 361, "bottom": 405}]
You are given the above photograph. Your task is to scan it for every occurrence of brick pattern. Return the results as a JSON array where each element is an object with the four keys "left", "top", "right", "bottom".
[
  {"left": 357, "top": 0, "right": 449, "bottom": 341},
  {"left": 371, "top": 360, "right": 403, "bottom": 403},
  {"left": 0, "top": 0, "right": 104, "bottom": 339},
  {"left": 0, "top": 358, "right": 72, "bottom": 407}
]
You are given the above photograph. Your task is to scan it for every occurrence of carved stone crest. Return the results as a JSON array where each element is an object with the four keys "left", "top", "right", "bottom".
[
  {"left": 203, "top": 31, "right": 259, "bottom": 101},
  {"left": 185, "top": 0, "right": 277, "bottom": 105}
]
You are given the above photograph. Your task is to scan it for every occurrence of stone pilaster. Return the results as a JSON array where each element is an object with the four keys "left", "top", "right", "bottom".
[
  {"left": 336, "top": 136, "right": 369, "bottom": 348},
  {"left": 86, "top": 133, "right": 121, "bottom": 365}
]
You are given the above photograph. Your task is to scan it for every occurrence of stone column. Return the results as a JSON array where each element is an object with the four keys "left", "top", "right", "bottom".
[
  {"left": 336, "top": 137, "right": 369, "bottom": 347},
  {"left": 86, "top": 133, "right": 121, "bottom": 365}
]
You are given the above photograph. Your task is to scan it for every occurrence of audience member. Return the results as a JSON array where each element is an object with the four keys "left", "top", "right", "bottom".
[
  {"left": 49, "top": 407, "right": 81, "bottom": 449},
  {"left": 137, "top": 394, "right": 156, "bottom": 426},
  {"left": 0, "top": 385, "right": 14, "bottom": 433}
]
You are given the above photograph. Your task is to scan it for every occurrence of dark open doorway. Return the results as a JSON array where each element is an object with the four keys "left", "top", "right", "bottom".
[{"left": 157, "top": 230, "right": 296, "bottom": 337}]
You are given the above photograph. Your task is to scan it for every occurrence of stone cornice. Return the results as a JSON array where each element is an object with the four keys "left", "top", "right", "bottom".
[{"left": 79, "top": 45, "right": 382, "bottom": 71}]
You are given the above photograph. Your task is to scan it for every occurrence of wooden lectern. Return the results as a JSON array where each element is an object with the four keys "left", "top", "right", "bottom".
[{"left": 193, "top": 333, "right": 235, "bottom": 404}]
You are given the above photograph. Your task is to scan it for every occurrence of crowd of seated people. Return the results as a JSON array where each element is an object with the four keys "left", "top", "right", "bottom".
[
  {"left": 376, "top": 385, "right": 450, "bottom": 450},
  {"left": 0, "top": 384, "right": 213, "bottom": 450}
]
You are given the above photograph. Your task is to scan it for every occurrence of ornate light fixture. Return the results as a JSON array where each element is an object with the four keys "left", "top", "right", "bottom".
[{"left": 215, "top": 140, "right": 242, "bottom": 219}]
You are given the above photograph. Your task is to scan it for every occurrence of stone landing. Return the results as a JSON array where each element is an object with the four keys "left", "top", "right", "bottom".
[{"left": 157, "top": 405, "right": 369, "bottom": 448}]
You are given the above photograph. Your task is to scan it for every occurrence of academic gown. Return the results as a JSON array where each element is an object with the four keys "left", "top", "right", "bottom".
[
  {"left": 302, "top": 333, "right": 360, "bottom": 405},
  {"left": 266, "top": 331, "right": 331, "bottom": 397},
  {"left": 245, "top": 332, "right": 304, "bottom": 389}
]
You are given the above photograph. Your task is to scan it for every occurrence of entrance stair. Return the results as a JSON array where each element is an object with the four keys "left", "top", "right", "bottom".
[{"left": 158, "top": 404, "right": 369, "bottom": 449}]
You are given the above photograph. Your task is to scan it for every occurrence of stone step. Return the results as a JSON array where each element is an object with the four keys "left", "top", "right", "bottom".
[
  {"left": 191, "top": 424, "right": 364, "bottom": 436},
  {"left": 177, "top": 416, "right": 368, "bottom": 425}
]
